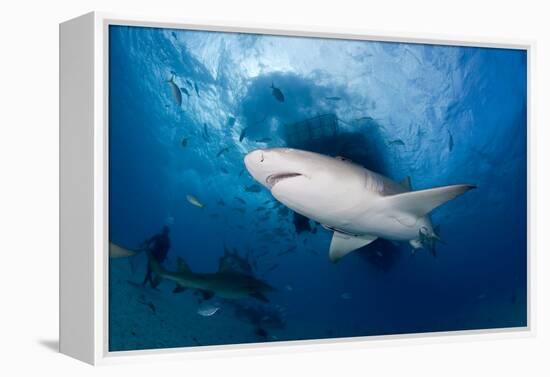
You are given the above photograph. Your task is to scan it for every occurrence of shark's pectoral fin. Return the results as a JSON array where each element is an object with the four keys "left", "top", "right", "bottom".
[
  {"left": 250, "top": 292, "right": 269, "bottom": 303},
  {"left": 385, "top": 184, "right": 476, "bottom": 217},
  {"left": 329, "top": 232, "right": 377, "bottom": 263},
  {"left": 173, "top": 284, "right": 187, "bottom": 294}
]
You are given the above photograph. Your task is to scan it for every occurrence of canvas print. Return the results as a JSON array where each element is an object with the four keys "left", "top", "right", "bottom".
[{"left": 108, "top": 25, "right": 527, "bottom": 351}]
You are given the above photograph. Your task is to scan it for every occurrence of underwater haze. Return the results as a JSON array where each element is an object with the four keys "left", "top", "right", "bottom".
[{"left": 108, "top": 25, "right": 527, "bottom": 351}]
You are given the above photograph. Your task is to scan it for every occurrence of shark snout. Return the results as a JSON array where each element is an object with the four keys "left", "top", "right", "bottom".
[
  {"left": 244, "top": 149, "right": 265, "bottom": 169},
  {"left": 244, "top": 149, "right": 268, "bottom": 186}
]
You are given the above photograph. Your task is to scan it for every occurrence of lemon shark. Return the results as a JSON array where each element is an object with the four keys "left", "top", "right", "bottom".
[
  {"left": 148, "top": 253, "right": 275, "bottom": 302},
  {"left": 244, "top": 148, "right": 475, "bottom": 262}
]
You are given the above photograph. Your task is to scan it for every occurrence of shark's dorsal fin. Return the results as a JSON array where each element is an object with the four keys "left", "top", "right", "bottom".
[
  {"left": 399, "top": 176, "right": 412, "bottom": 191},
  {"left": 177, "top": 257, "right": 191, "bottom": 273},
  {"left": 218, "top": 256, "right": 232, "bottom": 273},
  {"left": 385, "top": 184, "right": 476, "bottom": 217},
  {"left": 329, "top": 232, "right": 377, "bottom": 263}
]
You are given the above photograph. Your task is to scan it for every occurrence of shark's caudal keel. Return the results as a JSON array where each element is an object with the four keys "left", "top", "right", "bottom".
[{"left": 244, "top": 148, "right": 476, "bottom": 262}]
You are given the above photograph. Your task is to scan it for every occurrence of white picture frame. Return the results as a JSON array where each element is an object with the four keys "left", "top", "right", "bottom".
[{"left": 59, "top": 11, "right": 534, "bottom": 365}]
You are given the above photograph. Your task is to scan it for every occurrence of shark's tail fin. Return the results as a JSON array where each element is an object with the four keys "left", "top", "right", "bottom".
[{"left": 384, "top": 184, "right": 476, "bottom": 217}]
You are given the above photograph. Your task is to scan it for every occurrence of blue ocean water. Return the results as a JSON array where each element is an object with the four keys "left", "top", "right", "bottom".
[{"left": 108, "top": 25, "right": 527, "bottom": 352}]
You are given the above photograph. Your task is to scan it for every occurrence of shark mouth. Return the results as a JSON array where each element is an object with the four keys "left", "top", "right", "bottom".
[{"left": 266, "top": 172, "right": 302, "bottom": 188}]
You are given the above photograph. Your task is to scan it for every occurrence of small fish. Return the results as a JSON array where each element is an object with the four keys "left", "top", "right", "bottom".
[
  {"left": 197, "top": 303, "right": 220, "bottom": 317},
  {"left": 232, "top": 207, "right": 246, "bottom": 214},
  {"left": 186, "top": 194, "right": 205, "bottom": 208},
  {"left": 239, "top": 127, "right": 248, "bottom": 142},
  {"left": 185, "top": 79, "right": 193, "bottom": 87},
  {"left": 255, "top": 137, "right": 272, "bottom": 143},
  {"left": 277, "top": 246, "right": 296, "bottom": 256},
  {"left": 239, "top": 169, "right": 246, "bottom": 177},
  {"left": 235, "top": 197, "right": 246, "bottom": 204},
  {"left": 181, "top": 137, "right": 189, "bottom": 148},
  {"left": 375, "top": 251, "right": 383, "bottom": 257},
  {"left": 270, "top": 83, "right": 285, "bottom": 102},
  {"left": 285, "top": 285, "right": 293, "bottom": 291},
  {"left": 221, "top": 167, "right": 229, "bottom": 174},
  {"left": 256, "top": 250, "right": 269, "bottom": 258},
  {"left": 325, "top": 96, "right": 341, "bottom": 101},
  {"left": 192, "top": 337, "right": 202, "bottom": 346},
  {"left": 227, "top": 117, "right": 236, "bottom": 128},
  {"left": 255, "top": 206, "right": 265, "bottom": 211},
  {"left": 245, "top": 184, "right": 262, "bottom": 193},
  {"left": 217, "top": 146, "right": 230, "bottom": 157},
  {"left": 209, "top": 213, "right": 220, "bottom": 219},
  {"left": 202, "top": 123, "right": 210, "bottom": 142},
  {"left": 255, "top": 327, "right": 268, "bottom": 338},
  {"left": 138, "top": 299, "right": 156, "bottom": 314},
  {"left": 448, "top": 130, "right": 454, "bottom": 152},
  {"left": 264, "top": 264, "right": 278, "bottom": 273},
  {"left": 109, "top": 242, "right": 137, "bottom": 259},
  {"left": 217, "top": 199, "right": 226, "bottom": 206},
  {"left": 356, "top": 116, "right": 374, "bottom": 122},
  {"left": 171, "top": 31, "right": 177, "bottom": 39},
  {"left": 167, "top": 75, "right": 182, "bottom": 106},
  {"left": 340, "top": 293, "right": 352, "bottom": 300},
  {"left": 389, "top": 139, "right": 405, "bottom": 146},
  {"left": 194, "top": 82, "right": 200, "bottom": 97},
  {"left": 181, "top": 86, "right": 190, "bottom": 98},
  {"left": 263, "top": 199, "right": 272, "bottom": 205}
]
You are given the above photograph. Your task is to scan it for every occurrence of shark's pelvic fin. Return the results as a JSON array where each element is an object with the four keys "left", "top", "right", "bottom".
[
  {"left": 329, "top": 231, "right": 377, "bottom": 262},
  {"left": 173, "top": 284, "right": 187, "bottom": 293},
  {"left": 385, "top": 184, "right": 475, "bottom": 217}
]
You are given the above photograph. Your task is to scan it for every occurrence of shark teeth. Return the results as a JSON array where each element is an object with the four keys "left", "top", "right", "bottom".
[{"left": 266, "top": 173, "right": 302, "bottom": 188}]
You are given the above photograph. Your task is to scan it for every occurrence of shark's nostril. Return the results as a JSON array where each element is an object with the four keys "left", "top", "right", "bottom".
[{"left": 260, "top": 151, "right": 264, "bottom": 162}]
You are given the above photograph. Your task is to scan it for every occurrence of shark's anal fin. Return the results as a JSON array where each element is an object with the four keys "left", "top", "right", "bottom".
[
  {"left": 329, "top": 232, "right": 377, "bottom": 263},
  {"left": 385, "top": 184, "right": 476, "bottom": 217},
  {"left": 151, "top": 275, "right": 163, "bottom": 289},
  {"left": 197, "top": 289, "right": 214, "bottom": 301}
]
